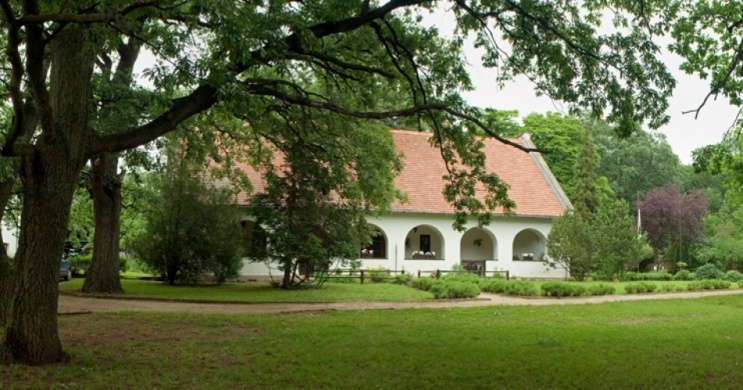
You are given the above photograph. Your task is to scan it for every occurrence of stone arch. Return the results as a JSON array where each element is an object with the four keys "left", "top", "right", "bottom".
[
  {"left": 241, "top": 220, "right": 268, "bottom": 259},
  {"left": 359, "top": 224, "right": 388, "bottom": 259},
  {"left": 460, "top": 227, "right": 497, "bottom": 261},
  {"left": 512, "top": 229, "right": 546, "bottom": 261},
  {"left": 404, "top": 224, "right": 445, "bottom": 260}
]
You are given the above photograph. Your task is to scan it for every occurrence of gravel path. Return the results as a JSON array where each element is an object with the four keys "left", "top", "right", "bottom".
[{"left": 58, "top": 288, "right": 743, "bottom": 315}]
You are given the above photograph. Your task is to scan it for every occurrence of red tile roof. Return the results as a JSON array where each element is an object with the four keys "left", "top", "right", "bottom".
[{"left": 236, "top": 129, "right": 569, "bottom": 217}]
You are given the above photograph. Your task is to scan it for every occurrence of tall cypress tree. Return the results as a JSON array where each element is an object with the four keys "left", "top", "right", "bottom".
[{"left": 572, "top": 129, "right": 601, "bottom": 220}]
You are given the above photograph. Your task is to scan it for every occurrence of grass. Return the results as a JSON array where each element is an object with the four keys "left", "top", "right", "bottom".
[
  {"left": 4, "top": 294, "right": 743, "bottom": 389},
  {"left": 59, "top": 278, "right": 435, "bottom": 302}
]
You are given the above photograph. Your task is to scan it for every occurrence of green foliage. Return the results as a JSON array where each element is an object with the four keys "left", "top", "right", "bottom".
[
  {"left": 429, "top": 280, "right": 481, "bottom": 299},
  {"left": 572, "top": 129, "right": 602, "bottom": 218},
  {"left": 593, "top": 200, "right": 648, "bottom": 279},
  {"left": 411, "top": 278, "right": 436, "bottom": 292},
  {"left": 673, "top": 270, "right": 695, "bottom": 281},
  {"left": 624, "top": 282, "right": 658, "bottom": 294},
  {"left": 70, "top": 254, "right": 128, "bottom": 275},
  {"left": 521, "top": 112, "right": 585, "bottom": 199},
  {"left": 725, "top": 270, "right": 743, "bottom": 283},
  {"left": 130, "top": 149, "right": 244, "bottom": 285},
  {"left": 622, "top": 271, "right": 672, "bottom": 281},
  {"left": 591, "top": 119, "right": 681, "bottom": 204},
  {"left": 686, "top": 280, "right": 731, "bottom": 291},
  {"left": 546, "top": 212, "right": 595, "bottom": 281},
  {"left": 479, "top": 280, "right": 539, "bottom": 296},
  {"left": 244, "top": 123, "right": 401, "bottom": 289},
  {"left": 587, "top": 284, "right": 616, "bottom": 296},
  {"left": 541, "top": 282, "right": 587, "bottom": 297},
  {"left": 393, "top": 273, "right": 412, "bottom": 285},
  {"left": 540, "top": 282, "right": 614, "bottom": 297},
  {"left": 367, "top": 267, "right": 390, "bottom": 283},
  {"left": 70, "top": 255, "right": 92, "bottom": 276},
  {"left": 694, "top": 263, "right": 724, "bottom": 280},
  {"left": 441, "top": 271, "right": 484, "bottom": 284}
]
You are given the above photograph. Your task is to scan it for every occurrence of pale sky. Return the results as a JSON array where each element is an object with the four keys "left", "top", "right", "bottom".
[{"left": 424, "top": 10, "right": 740, "bottom": 165}]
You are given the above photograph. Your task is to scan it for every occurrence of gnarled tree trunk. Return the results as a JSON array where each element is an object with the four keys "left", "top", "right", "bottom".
[
  {"left": 1, "top": 26, "right": 92, "bottom": 365},
  {"left": 82, "top": 152, "right": 123, "bottom": 293}
]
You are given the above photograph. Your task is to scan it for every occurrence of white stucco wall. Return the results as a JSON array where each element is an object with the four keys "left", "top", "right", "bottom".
[
  {"left": 2, "top": 223, "right": 17, "bottom": 257},
  {"left": 238, "top": 212, "right": 568, "bottom": 280}
]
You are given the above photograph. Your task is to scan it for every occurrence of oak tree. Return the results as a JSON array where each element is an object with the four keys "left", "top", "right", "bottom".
[{"left": 0, "top": 0, "right": 677, "bottom": 364}]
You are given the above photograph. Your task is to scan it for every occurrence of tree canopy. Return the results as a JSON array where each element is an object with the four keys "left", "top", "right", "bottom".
[{"left": 0, "top": 0, "right": 680, "bottom": 365}]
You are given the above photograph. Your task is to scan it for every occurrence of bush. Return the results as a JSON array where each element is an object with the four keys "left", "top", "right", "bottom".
[
  {"left": 441, "top": 271, "right": 483, "bottom": 284},
  {"left": 695, "top": 263, "right": 724, "bottom": 280},
  {"left": 430, "top": 280, "right": 480, "bottom": 299},
  {"left": 480, "top": 279, "right": 508, "bottom": 294},
  {"left": 673, "top": 270, "right": 695, "bottom": 281},
  {"left": 366, "top": 267, "right": 390, "bottom": 283},
  {"left": 587, "top": 284, "right": 616, "bottom": 296},
  {"left": 660, "top": 284, "right": 674, "bottom": 292},
  {"left": 725, "top": 270, "right": 743, "bottom": 283},
  {"left": 624, "top": 282, "right": 657, "bottom": 294},
  {"left": 541, "top": 282, "right": 586, "bottom": 297},
  {"left": 505, "top": 281, "right": 539, "bottom": 296},
  {"left": 479, "top": 280, "right": 538, "bottom": 296},
  {"left": 393, "top": 273, "right": 412, "bottom": 285},
  {"left": 411, "top": 277, "right": 435, "bottom": 291},
  {"left": 70, "top": 255, "right": 92, "bottom": 275},
  {"left": 622, "top": 271, "right": 672, "bottom": 281}
]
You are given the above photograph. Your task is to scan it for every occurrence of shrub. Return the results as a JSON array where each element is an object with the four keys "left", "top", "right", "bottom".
[
  {"left": 622, "top": 271, "right": 672, "bottom": 281},
  {"left": 725, "top": 270, "right": 743, "bottom": 283},
  {"left": 411, "top": 277, "right": 435, "bottom": 291},
  {"left": 673, "top": 270, "right": 695, "bottom": 281},
  {"left": 70, "top": 255, "right": 92, "bottom": 275},
  {"left": 393, "top": 273, "right": 412, "bottom": 285},
  {"left": 587, "top": 284, "right": 616, "bottom": 296},
  {"left": 660, "top": 284, "right": 674, "bottom": 292},
  {"left": 366, "top": 267, "right": 389, "bottom": 283},
  {"left": 430, "top": 280, "right": 480, "bottom": 299},
  {"left": 624, "top": 282, "right": 657, "bottom": 294},
  {"left": 480, "top": 279, "right": 508, "bottom": 294},
  {"left": 442, "top": 271, "right": 483, "bottom": 284},
  {"left": 622, "top": 272, "right": 641, "bottom": 281},
  {"left": 505, "top": 281, "right": 539, "bottom": 296},
  {"left": 480, "top": 280, "right": 538, "bottom": 296},
  {"left": 541, "top": 282, "right": 586, "bottom": 297},
  {"left": 695, "top": 263, "right": 724, "bottom": 280}
]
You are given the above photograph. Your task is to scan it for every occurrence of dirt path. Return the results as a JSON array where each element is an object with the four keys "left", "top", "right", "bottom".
[{"left": 58, "top": 288, "right": 743, "bottom": 315}]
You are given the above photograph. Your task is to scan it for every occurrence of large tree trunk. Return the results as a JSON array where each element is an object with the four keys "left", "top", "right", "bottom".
[
  {"left": 1, "top": 27, "right": 92, "bottom": 365},
  {"left": 82, "top": 153, "right": 124, "bottom": 293}
]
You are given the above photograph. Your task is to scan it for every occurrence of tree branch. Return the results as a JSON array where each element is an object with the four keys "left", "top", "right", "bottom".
[
  {"left": 683, "top": 36, "right": 743, "bottom": 119},
  {"left": 15, "top": 1, "right": 158, "bottom": 25},
  {"left": 247, "top": 83, "right": 538, "bottom": 152}
]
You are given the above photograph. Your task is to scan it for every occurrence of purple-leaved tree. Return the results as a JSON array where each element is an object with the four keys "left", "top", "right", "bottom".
[{"left": 638, "top": 184, "right": 708, "bottom": 267}]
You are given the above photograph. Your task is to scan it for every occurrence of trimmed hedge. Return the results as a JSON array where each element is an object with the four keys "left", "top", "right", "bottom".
[
  {"left": 429, "top": 280, "right": 481, "bottom": 299},
  {"left": 540, "top": 282, "right": 615, "bottom": 297},
  {"left": 70, "top": 255, "right": 129, "bottom": 276},
  {"left": 480, "top": 280, "right": 539, "bottom": 296},
  {"left": 624, "top": 282, "right": 657, "bottom": 294},
  {"left": 622, "top": 271, "right": 672, "bottom": 282},
  {"left": 411, "top": 277, "right": 435, "bottom": 291}
]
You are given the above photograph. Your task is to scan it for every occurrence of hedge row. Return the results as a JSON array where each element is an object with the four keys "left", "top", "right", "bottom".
[{"left": 70, "top": 255, "right": 130, "bottom": 275}]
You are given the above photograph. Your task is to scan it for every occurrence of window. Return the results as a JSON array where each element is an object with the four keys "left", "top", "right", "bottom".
[{"left": 420, "top": 234, "right": 431, "bottom": 253}]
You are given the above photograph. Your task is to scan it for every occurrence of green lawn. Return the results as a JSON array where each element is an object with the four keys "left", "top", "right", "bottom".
[
  {"left": 59, "top": 278, "right": 435, "bottom": 302},
  {"left": 4, "top": 295, "right": 743, "bottom": 389}
]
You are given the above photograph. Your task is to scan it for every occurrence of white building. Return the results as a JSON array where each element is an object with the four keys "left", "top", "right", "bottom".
[{"left": 239, "top": 130, "right": 571, "bottom": 279}]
